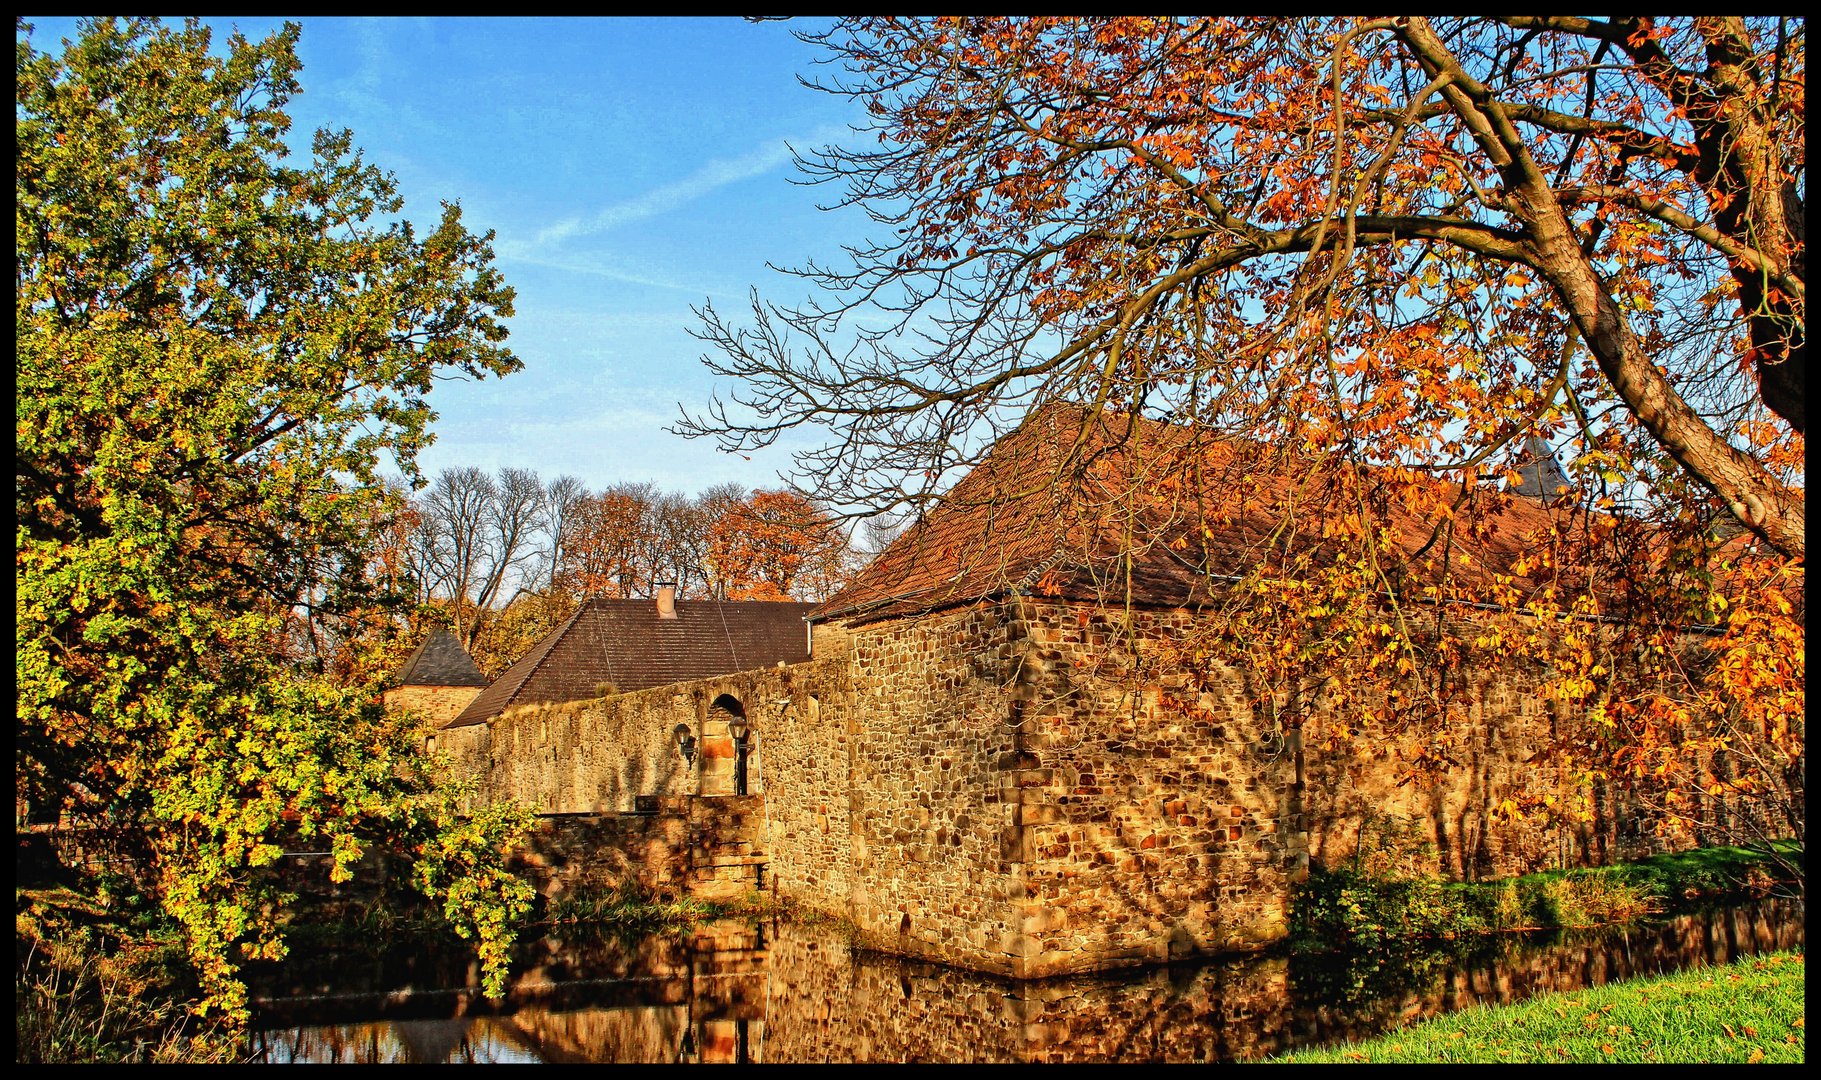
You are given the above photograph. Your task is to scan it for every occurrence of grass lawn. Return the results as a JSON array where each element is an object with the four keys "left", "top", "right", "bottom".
[{"left": 1268, "top": 949, "right": 1804, "bottom": 1064}]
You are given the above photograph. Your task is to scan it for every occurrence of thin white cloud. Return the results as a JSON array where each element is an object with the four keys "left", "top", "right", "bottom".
[
  {"left": 491, "top": 241, "right": 741, "bottom": 300},
  {"left": 534, "top": 124, "right": 847, "bottom": 246}
]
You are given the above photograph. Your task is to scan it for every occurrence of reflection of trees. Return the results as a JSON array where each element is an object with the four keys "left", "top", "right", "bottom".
[
  {"left": 250, "top": 1019, "right": 540, "bottom": 1064},
  {"left": 492, "top": 1007, "right": 689, "bottom": 1065}
]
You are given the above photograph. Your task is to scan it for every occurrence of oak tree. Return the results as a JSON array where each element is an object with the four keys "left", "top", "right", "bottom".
[{"left": 17, "top": 18, "right": 535, "bottom": 1020}]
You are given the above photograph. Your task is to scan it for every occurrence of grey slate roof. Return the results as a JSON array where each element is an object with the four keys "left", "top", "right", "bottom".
[
  {"left": 1510, "top": 435, "right": 1572, "bottom": 501},
  {"left": 447, "top": 597, "right": 816, "bottom": 728},
  {"left": 391, "top": 627, "right": 489, "bottom": 688}
]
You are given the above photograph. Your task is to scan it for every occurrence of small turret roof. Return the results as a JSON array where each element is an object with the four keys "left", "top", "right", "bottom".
[{"left": 391, "top": 627, "right": 489, "bottom": 689}]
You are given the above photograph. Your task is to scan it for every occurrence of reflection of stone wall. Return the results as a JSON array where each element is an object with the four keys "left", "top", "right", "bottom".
[
  {"left": 761, "top": 919, "right": 1296, "bottom": 1063},
  {"left": 252, "top": 902, "right": 1802, "bottom": 1063}
]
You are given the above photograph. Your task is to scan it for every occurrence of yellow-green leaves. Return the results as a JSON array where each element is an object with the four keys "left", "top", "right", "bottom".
[{"left": 17, "top": 17, "right": 528, "bottom": 1025}]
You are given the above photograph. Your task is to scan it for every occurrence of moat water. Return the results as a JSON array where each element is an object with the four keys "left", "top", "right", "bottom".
[{"left": 246, "top": 897, "right": 1803, "bottom": 1063}]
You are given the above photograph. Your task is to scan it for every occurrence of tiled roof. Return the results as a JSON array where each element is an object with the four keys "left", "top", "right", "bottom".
[
  {"left": 813, "top": 404, "right": 1578, "bottom": 625},
  {"left": 447, "top": 597, "right": 816, "bottom": 728},
  {"left": 391, "top": 627, "right": 489, "bottom": 688}
]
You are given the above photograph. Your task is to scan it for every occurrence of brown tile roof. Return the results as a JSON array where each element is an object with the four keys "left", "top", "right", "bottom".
[
  {"left": 813, "top": 404, "right": 1579, "bottom": 625},
  {"left": 390, "top": 627, "right": 489, "bottom": 688},
  {"left": 447, "top": 597, "right": 816, "bottom": 728}
]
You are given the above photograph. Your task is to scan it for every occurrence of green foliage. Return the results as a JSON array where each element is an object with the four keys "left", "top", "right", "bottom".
[
  {"left": 1293, "top": 870, "right": 1484, "bottom": 949},
  {"left": 16, "top": 16, "right": 530, "bottom": 1024},
  {"left": 1600, "top": 841, "right": 1804, "bottom": 904},
  {"left": 1270, "top": 949, "right": 1806, "bottom": 1064},
  {"left": 1292, "top": 840, "right": 1799, "bottom": 954},
  {"left": 1293, "top": 866, "right": 1665, "bottom": 948}
]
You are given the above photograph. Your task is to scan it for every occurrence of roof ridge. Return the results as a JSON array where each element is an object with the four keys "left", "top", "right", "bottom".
[
  {"left": 446, "top": 598, "right": 593, "bottom": 727},
  {"left": 447, "top": 594, "right": 818, "bottom": 726},
  {"left": 813, "top": 406, "right": 1605, "bottom": 623}
]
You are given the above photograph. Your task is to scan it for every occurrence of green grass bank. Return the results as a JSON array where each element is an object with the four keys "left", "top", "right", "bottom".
[{"left": 1268, "top": 948, "right": 1804, "bottom": 1063}]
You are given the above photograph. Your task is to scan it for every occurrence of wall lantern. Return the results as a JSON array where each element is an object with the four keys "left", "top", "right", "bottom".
[
  {"left": 727, "top": 715, "right": 752, "bottom": 796},
  {"left": 673, "top": 723, "right": 697, "bottom": 766}
]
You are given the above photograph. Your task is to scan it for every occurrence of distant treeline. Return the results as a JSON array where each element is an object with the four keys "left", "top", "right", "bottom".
[{"left": 369, "top": 468, "right": 890, "bottom": 676}]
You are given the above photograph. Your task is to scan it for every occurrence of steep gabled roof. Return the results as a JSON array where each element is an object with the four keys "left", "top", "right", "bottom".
[
  {"left": 813, "top": 404, "right": 1576, "bottom": 625},
  {"left": 447, "top": 597, "right": 816, "bottom": 728},
  {"left": 390, "top": 627, "right": 489, "bottom": 689}
]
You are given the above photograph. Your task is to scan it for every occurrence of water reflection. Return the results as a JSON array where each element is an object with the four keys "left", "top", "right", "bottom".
[{"left": 249, "top": 899, "right": 1802, "bottom": 1063}]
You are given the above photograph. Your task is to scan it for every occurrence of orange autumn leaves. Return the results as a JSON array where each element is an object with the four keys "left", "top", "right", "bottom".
[
  {"left": 684, "top": 17, "right": 1803, "bottom": 851},
  {"left": 706, "top": 490, "right": 855, "bottom": 603},
  {"left": 557, "top": 487, "right": 854, "bottom": 604}
]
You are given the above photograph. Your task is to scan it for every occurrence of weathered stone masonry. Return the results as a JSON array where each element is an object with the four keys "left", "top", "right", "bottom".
[{"left": 470, "top": 596, "right": 1677, "bottom": 980}]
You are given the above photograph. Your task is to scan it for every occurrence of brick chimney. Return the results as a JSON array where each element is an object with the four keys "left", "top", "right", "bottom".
[{"left": 655, "top": 582, "right": 677, "bottom": 619}]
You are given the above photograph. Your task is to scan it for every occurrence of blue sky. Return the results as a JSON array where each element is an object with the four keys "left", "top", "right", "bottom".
[{"left": 19, "top": 16, "right": 872, "bottom": 496}]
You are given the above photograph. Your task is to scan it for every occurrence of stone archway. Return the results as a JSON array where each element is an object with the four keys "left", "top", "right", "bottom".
[{"left": 705, "top": 693, "right": 752, "bottom": 796}]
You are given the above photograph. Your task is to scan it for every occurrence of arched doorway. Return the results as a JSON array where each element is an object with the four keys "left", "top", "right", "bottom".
[{"left": 707, "top": 694, "right": 753, "bottom": 796}]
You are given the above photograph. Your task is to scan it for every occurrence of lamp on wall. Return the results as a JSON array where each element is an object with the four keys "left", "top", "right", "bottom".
[
  {"left": 726, "top": 715, "right": 751, "bottom": 796},
  {"left": 673, "top": 723, "right": 697, "bottom": 766}
]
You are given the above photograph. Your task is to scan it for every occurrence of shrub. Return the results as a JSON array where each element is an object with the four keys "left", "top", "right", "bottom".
[{"left": 17, "top": 895, "right": 246, "bottom": 1064}]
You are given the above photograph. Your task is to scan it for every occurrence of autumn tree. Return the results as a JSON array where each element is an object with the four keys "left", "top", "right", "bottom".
[
  {"left": 536, "top": 473, "right": 589, "bottom": 590},
  {"left": 385, "top": 474, "right": 850, "bottom": 680},
  {"left": 651, "top": 484, "right": 740, "bottom": 599},
  {"left": 555, "top": 482, "right": 665, "bottom": 598},
  {"left": 467, "top": 588, "right": 580, "bottom": 680},
  {"left": 16, "top": 18, "right": 534, "bottom": 1022},
  {"left": 682, "top": 18, "right": 1802, "bottom": 855},
  {"left": 707, "top": 490, "right": 856, "bottom": 602}
]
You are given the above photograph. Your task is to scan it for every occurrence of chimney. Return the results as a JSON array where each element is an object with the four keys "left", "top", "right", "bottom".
[{"left": 655, "top": 582, "right": 677, "bottom": 619}]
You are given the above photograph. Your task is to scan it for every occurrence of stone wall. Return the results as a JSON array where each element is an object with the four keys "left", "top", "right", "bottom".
[
  {"left": 474, "top": 662, "right": 853, "bottom": 911},
  {"left": 836, "top": 603, "right": 1027, "bottom": 974},
  {"left": 384, "top": 685, "right": 483, "bottom": 729},
  {"left": 481, "top": 685, "right": 698, "bottom": 815},
  {"left": 508, "top": 796, "right": 766, "bottom": 904},
  {"left": 470, "top": 594, "right": 1701, "bottom": 981},
  {"left": 1291, "top": 612, "right": 1681, "bottom": 881},
  {"left": 740, "top": 658, "right": 856, "bottom": 919},
  {"left": 999, "top": 598, "right": 1291, "bottom": 977}
]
